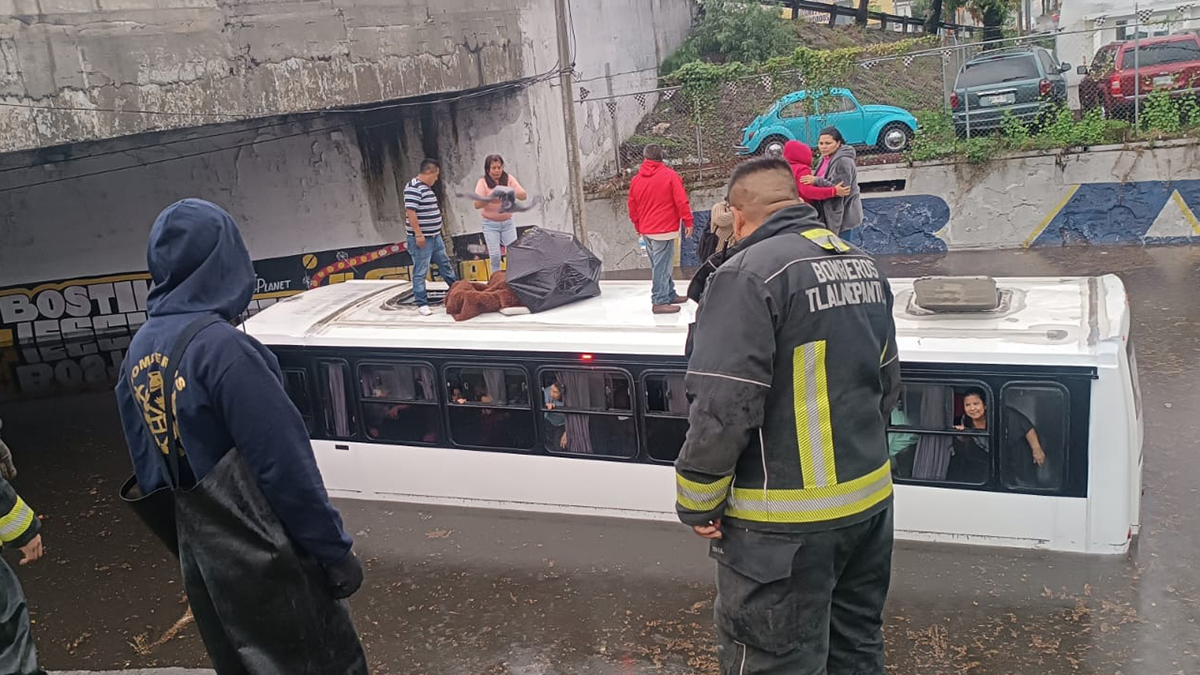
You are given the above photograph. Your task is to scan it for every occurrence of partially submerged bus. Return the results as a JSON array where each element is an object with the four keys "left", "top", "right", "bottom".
[{"left": 243, "top": 275, "right": 1143, "bottom": 554}]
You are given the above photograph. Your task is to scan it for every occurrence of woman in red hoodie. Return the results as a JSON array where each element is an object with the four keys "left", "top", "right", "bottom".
[{"left": 782, "top": 140, "right": 850, "bottom": 206}]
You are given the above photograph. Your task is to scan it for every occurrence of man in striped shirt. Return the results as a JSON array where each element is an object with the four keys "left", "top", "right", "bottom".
[{"left": 404, "top": 158, "right": 458, "bottom": 315}]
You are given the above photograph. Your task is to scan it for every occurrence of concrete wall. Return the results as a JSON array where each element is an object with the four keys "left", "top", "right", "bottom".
[
  {"left": 0, "top": 0, "right": 540, "bottom": 153},
  {"left": 585, "top": 139, "right": 1200, "bottom": 272},
  {"left": 571, "top": 0, "right": 694, "bottom": 179},
  {"left": 0, "top": 117, "right": 377, "bottom": 287},
  {"left": 0, "top": 0, "right": 696, "bottom": 257}
]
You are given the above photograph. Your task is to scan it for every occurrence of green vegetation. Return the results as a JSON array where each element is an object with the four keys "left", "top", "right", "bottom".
[
  {"left": 660, "top": 0, "right": 798, "bottom": 74},
  {"left": 607, "top": 0, "right": 1200, "bottom": 187},
  {"left": 907, "top": 94, "right": 1200, "bottom": 164}
]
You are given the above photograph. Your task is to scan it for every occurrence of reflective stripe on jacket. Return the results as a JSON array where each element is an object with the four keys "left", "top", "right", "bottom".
[
  {"left": 0, "top": 478, "right": 38, "bottom": 549},
  {"left": 675, "top": 203, "right": 900, "bottom": 533}
]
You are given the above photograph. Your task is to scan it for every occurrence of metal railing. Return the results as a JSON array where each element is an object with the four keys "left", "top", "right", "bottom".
[{"left": 765, "top": 0, "right": 980, "bottom": 36}]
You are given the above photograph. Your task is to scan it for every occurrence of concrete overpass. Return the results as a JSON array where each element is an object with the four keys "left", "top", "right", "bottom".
[
  {"left": 2, "top": 0, "right": 550, "bottom": 154},
  {"left": 0, "top": 0, "right": 693, "bottom": 401}
]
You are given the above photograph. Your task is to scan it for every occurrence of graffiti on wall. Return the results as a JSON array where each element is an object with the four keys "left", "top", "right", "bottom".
[
  {"left": 0, "top": 242, "right": 415, "bottom": 401},
  {"left": 845, "top": 195, "right": 951, "bottom": 254},
  {"left": 1028, "top": 181, "right": 1200, "bottom": 247},
  {"left": 681, "top": 180, "right": 1200, "bottom": 264},
  {"left": 680, "top": 195, "right": 951, "bottom": 267}
]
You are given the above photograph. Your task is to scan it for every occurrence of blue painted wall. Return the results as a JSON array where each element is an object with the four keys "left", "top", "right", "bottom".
[{"left": 679, "top": 180, "right": 1199, "bottom": 266}]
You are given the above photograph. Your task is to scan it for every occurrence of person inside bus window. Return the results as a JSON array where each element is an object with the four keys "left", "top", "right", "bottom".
[
  {"left": 1003, "top": 402, "right": 1051, "bottom": 489},
  {"left": 951, "top": 387, "right": 1050, "bottom": 487},
  {"left": 888, "top": 402, "right": 918, "bottom": 477},
  {"left": 543, "top": 381, "right": 568, "bottom": 450},
  {"left": 949, "top": 388, "right": 991, "bottom": 483}
]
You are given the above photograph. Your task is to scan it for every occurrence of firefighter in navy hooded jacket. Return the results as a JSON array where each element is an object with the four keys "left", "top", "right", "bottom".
[{"left": 115, "top": 199, "right": 366, "bottom": 672}]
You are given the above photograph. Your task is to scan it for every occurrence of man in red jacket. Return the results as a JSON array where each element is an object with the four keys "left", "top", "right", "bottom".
[{"left": 628, "top": 144, "right": 694, "bottom": 314}]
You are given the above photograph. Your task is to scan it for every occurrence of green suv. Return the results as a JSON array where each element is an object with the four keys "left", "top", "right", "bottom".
[{"left": 951, "top": 47, "right": 1071, "bottom": 136}]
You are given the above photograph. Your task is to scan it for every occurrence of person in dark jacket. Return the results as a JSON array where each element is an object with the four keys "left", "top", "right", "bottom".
[
  {"left": 0, "top": 466, "right": 46, "bottom": 675},
  {"left": 782, "top": 140, "right": 851, "bottom": 205},
  {"left": 802, "top": 128, "right": 863, "bottom": 234},
  {"left": 115, "top": 199, "right": 367, "bottom": 674},
  {"left": 676, "top": 157, "right": 899, "bottom": 674},
  {"left": 627, "top": 144, "right": 694, "bottom": 314}
]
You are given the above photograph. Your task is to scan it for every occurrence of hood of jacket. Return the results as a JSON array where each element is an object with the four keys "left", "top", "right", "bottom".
[
  {"left": 145, "top": 198, "right": 255, "bottom": 320},
  {"left": 829, "top": 143, "right": 857, "bottom": 164},
  {"left": 782, "top": 140, "right": 814, "bottom": 173},
  {"left": 638, "top": 159, "right": 666, "bottom": 178}
]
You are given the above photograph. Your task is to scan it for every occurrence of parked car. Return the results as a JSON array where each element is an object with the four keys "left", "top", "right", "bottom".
[
  {"left": 950, "top": 47, "right": 1071, "bottom": 135},
  {"left": 737, "top": 87, "right": 917, "bottom": 155},
  {"left": 1102, "top": 34, "right": 1200, "bottom": 120},
  {"left": 1077, "top": 42, "right": 1121, "bottom": 114}
]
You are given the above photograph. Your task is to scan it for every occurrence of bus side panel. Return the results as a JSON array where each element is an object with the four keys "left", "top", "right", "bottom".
[
  {"left": 893, "top": 484, "right": 1089, "bottom": 552},
  {"left": 1087, "top": 365, "right": 1134, "bottom": 552},
  {"left": 312, "top": 440, "right": 366, "bottom": 495},
  {"left": 314, "top": 440, "right": 679, "bottom": 520}
]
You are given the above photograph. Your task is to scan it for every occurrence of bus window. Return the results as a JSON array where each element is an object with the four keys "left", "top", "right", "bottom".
[
  {"left": 317, "top": 360, "right": 357, "bottom": 439},
  {"left": 539, "top": 369, "right": 636, "bottom": 458},
  {"left": 358, "top": 363, "right": 442, "bottom": 445},
  {"left": 644, "top": 372, "right": 689, "bottom": 463},
  {"left": 445, "top": 366, "right": 534, "bottom": 450},
  {"left": 282, "top": 368, "right": 315, "bottom": 435},
  {"left": 888, "top": 382, "right": 990, "bottom": 486},
  {"left": 1000, "top": 385, "right": 1066, "bottom": 491}
]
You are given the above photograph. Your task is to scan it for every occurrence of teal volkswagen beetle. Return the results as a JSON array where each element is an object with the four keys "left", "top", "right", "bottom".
[{"left": 738, "top": 88, "right": 918, "bottom": 155}]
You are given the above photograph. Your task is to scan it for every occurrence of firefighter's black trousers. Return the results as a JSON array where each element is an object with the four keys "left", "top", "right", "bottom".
[{"left": 712, "top": 507, "right": 893, "bottom": 675}]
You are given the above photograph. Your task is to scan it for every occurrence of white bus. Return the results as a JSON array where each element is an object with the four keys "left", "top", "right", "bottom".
[{"left": 243, "top": 275, "right": 1143, "bottom": 555}]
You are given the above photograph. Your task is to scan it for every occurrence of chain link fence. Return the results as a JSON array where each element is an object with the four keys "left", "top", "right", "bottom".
[{"left": 580, "top": 5, "right": 1200, "bottom": 190}]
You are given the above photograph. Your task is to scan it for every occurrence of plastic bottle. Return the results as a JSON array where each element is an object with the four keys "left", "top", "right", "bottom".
[{"left": 638, "top": 237, "right": 648, "bottom": 257}]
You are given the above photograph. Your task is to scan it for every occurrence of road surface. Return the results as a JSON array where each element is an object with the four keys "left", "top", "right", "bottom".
[{"left": 2, "top": 244, "right": 1197, "bottom": 674}]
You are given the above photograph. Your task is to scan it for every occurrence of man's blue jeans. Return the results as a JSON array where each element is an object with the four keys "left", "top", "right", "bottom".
[
  {"left": 644, "top": 236, "right": 678, "bottom": 306},
  {"left": 407, "top": 233, "right": 457, "bottom": 306}
]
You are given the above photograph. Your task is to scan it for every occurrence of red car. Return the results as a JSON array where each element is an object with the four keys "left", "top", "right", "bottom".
[
  {"left": 1100, "top": 34, "right": 1200, "bottom": 119},
  {"left": 1076, "top": 42, "right": 1120, "bottom": 114}
]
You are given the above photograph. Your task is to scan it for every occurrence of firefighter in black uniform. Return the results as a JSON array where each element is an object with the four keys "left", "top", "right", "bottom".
[{"left": 677, "top": 157, "right": 901, "bottom": 674}]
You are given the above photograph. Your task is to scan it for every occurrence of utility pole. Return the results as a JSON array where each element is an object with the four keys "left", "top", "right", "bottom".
[{"left": 554, "top": 0, "right": 588, "bottom": 245}]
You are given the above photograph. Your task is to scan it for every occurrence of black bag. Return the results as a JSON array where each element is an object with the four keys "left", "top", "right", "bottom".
[
  {"left": 505, "top": 227, "right": 602, "bottom": 313},
  {"left": 118, "top": 315, "right": 368, "bottom": 674},
  {"left": 119, "top": 314, "right": 221, "bottom": 557}
]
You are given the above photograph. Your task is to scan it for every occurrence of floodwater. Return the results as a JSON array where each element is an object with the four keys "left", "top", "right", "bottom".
[{"left": 2, "top": 245, "right": 1197, "bottom": 674}]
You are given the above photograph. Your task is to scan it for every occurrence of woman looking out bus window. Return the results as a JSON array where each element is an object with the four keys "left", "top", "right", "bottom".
[
  {"left": 952, "top": 388, "right": 1048, "bottom": 486},
  {"left": 949, "top": 388, "right": 991, "bottom": 483}
]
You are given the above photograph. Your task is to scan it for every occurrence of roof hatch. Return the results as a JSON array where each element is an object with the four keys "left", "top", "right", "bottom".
[{"left": 910, "top": 276, "right": 1007, "bottom": 314}]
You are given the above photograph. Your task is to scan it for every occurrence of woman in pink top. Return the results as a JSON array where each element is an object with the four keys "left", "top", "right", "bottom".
[{"left": 474, "top": 154, "right": 528, "bottom": 272}]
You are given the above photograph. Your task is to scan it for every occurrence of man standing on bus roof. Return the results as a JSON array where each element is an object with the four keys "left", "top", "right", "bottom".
[
  {"left": 675, "top": 157, "right": 901, "bottom": 674},
  {"left": 405, "top": 158, "right": 459, "bottom": 316},
  {"left": 627, "top": 143, "right": 694, "bottom": 314}
]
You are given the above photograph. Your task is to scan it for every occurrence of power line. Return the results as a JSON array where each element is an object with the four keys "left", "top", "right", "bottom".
[
  {"left": 576, "top": 64, "right": 661, "bottom": 84},
  {"left": 0, "top": 116, "right": 322, "bottom": 174},
  {"left": 0, "top": 100, "right": 251, "bottom": 119}
]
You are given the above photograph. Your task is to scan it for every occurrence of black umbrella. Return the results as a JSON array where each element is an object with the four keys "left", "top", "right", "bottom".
[{"left": 505, "top": 227, "right": 602, "bottom": 313}]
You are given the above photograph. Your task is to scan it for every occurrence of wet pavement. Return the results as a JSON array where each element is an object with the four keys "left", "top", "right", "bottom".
[{"left": 2, "top": 244, "right": 1198, "bottom": 674}]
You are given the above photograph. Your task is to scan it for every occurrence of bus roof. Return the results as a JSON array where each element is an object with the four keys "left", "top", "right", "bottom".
[{"left": 244, "top": 276, "right": 1130, "bottom": 366}]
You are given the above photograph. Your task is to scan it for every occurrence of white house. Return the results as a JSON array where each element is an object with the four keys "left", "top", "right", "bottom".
[{"left": 1058, "top": 1, "right": 1200, "bottom": 108}]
